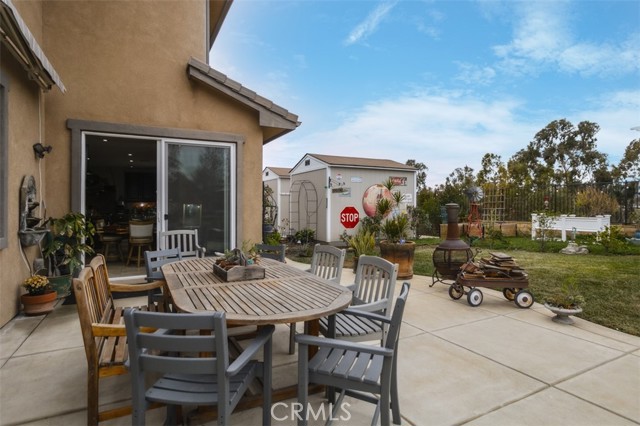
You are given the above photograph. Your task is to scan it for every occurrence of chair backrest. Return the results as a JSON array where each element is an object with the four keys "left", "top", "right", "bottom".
[
  {"left": 129, "top": 220, "right": 154, "bottom": 239},
  {"left": 124, "top": 310, "right": 230, "bottom": 400},
  {"left": 144, "top": 247, "right": 182, "bottom": 281},
  {"left": 159, "top": 229, "right": 205, "bottom": 258},
  {"left": 72, "top": 267, "right": 106, "bottom": 363},
  {"left": 310, "top": 244, "right": 345, "bottom": 283},
  {"left": 384, "top": 282, "right": 410, "bottom": 351},
  {"left": 255, "top": 243, "right": 286, "bottom": 262},
  {"left": 88, "top": 254, "right": 114, "bottom": 310},
  {"left": 352, "top": 255, "right": 398, "bottom": 315}
]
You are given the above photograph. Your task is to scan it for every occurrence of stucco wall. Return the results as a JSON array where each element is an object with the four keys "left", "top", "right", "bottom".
[
  {"left": 0, "top": 0, "right": 270, "bottom": 326},
  {"left": 0, "top": 44, "right": 51, "bottom": 325},
  {"left": 39, "top": 0, "right": 263, "bottom": 248}
]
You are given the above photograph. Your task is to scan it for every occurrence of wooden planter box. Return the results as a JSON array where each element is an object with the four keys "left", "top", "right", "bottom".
[{"left": 213, "top": 263, "right": 266, "bottom": 282}]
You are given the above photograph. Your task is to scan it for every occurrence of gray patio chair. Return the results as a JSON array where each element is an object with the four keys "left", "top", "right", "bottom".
[
  {"left": 144, "top": 248, "right": 182, "bottom": 311},
  {"left": 289, "top": 244, "right": 346, "bottom": 354},
  {"left": 124, "top": 309, "right": 274, "bottom": 426},
  {"left": 319, "top": 255, "right": 398, "bottom": 344},
  {"left": 255, "top": 243, "right": 287, "bottom": 262},
  {"left": 296, "top": 282, "right": 410, "bottom": 426},
  {"left": 159, "top": 229, "right": 206, "bottom": 258}
]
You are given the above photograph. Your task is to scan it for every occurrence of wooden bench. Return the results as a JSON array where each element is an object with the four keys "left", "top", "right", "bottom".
[{"left": 73, "top": 254, "right": 167, "bottom": 424}]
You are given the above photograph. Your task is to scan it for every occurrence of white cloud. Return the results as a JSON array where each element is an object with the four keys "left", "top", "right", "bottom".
[
  {"left": 454, "top": 62, "right": 497, "bottom": 86},
  {"left": 265, "top": 89, "right": 639, "bottom": 186},
  {"left": 494, "top": 3, "right": 640, "bottom": 77},
  {"left": 344, "top": 0, "right": 398, "bottom": 46},
  {"left": 265, "top": 91, "right": 538, "bottom": 185}
]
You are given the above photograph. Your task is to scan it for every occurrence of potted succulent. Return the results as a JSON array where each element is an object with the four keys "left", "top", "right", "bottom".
[
  {"left": 377, "top": 179, "right": 415, "bottom": 279},
  {"left": 21, "top": 275, "right": 57, "bottom": 315},
  {"left": 41, "top": 212, "right": 96, "bottom": 298},
  {"left": 544, "top": 277, "right": 585, "bottom": 324}
]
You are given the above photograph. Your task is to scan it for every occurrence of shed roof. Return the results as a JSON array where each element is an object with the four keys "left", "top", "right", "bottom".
[
  {"left": 302, "top": 153, "right": 416, "bottom": 171},
  {"left": 264, "top": 167, "right": 291, "bottom": 177},
  {"left": 187, "top": 58, "right": 300, "bottom": 143}
]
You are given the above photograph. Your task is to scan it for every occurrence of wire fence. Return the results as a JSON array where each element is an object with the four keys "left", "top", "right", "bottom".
[{"left": 473, "top": 181, "right": 639, "bottom": 225}]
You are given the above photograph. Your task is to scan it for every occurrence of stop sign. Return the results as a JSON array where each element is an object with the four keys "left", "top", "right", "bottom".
[{"left": 340, "top": 206, "right": 360, "bottom": 229}]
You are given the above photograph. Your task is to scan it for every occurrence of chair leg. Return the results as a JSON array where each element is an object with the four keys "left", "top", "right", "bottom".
[
  {"left": 391, "top": 354, "right": 401, "bottom": 424},
  {"left": 289, "top": 323, "right": 296, "bottom": 354},
  {"left": 87, "top": 368, "right": 99, "bottom": 425},
  {"left": 297, "top": 343, "right": 309, "bottom": 426}
]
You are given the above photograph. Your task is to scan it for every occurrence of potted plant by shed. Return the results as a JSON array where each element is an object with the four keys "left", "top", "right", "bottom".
[
  {"left": 346, "top": 227, "right": 376, "bottom": 272},
  {"left": 41, "top": 212, "right": 95, "bottom": 299},
  {"left": 376, "top": 179, "right": 415, "bottom": 279},
  {"left": 21, "top": 275, "right": 57, "bottom": 315},
  {"left": 544, "top": 277, "right": 585, "bottom": 325}
]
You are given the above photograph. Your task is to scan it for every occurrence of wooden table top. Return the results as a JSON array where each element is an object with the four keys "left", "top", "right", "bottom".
[{"left": 161, "top": 257, "right": 352, "bottom": 325}]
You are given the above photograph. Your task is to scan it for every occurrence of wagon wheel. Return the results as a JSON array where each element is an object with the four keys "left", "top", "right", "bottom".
[
  {"left": 449, "top": 284, "right": 464, "bottom": 300},
  {"left": 467, "top": 288, "right": 483, "bottom": 307},
  {"left": 503, "top": 288, "right": 517, "bottom": 301},
  {"left": 514, "top": 289, "right": 534, "bottom": 309}
]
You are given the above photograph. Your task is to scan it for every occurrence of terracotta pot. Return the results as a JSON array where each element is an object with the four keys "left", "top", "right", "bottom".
[
  {"left": 379, "top": 241, "right": 415, "bottom": 279},
  {"left": 21, "top": 290, "right": 57, "bottom": 316}
]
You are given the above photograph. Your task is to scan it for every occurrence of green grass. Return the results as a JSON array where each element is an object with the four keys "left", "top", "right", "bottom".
[
  {"left": 413, "top": 246, "right": 640, "bottom": 336},
  {"left": 290, "top": 237, "right": 640, "bottom": 336}
]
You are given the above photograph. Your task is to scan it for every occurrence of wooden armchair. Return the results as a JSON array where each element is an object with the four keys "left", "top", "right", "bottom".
[{"left": 73, "top": 255, "right": 167, "bottom": 424}]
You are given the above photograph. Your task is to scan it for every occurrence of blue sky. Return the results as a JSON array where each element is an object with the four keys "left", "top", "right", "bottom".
[{"left": 210, "top": 0, "right": 640, "bottom": 185}]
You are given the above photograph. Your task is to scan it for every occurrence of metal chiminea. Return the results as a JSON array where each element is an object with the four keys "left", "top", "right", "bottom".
[{"left": 432, "top": 203, "right": 473, "bottom": 280}]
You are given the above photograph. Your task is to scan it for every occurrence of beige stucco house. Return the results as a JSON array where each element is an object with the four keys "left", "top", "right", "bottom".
[{"left": 0, "top": 0, "right": 299, "bottom": 327}]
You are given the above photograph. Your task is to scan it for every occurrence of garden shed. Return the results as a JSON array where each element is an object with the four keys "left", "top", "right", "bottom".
[
  {"left": 262, "top": 167, "right": 291, "bottom": 236},
  {"left": 288, "top": 154, "right": 417, "bottom": 243}
]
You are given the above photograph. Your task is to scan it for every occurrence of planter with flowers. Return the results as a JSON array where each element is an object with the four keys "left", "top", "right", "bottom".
[
  {"left": 21, "top": 275, "right": 57, "bottom": 315},
  {"left": 544, "top": 277, "right": 585, "bottom": 325}
]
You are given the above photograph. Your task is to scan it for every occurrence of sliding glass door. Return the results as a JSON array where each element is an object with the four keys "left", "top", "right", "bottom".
[{"left": 160, "top": 140, "right": 235, "bottom": 254}]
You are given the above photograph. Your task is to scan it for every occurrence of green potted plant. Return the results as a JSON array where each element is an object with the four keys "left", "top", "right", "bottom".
[
  {"left": 377, "top": 179, "right": 415, "bottom": 279},
  {"left": 20, "top": 274, "right": 57, "bottom": 315},
  {"left": 543, "top": 277, "right": 585, "bottom": 324},
  {"left": 41, "top": 212, "right": 96, "bottom": 298},
  {"left": 346, "top": 227, "right": 376, "bottom": 272}
]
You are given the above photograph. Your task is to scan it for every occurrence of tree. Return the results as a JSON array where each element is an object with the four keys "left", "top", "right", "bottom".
[
  {"left": 612, "top": 139, "right": 640, "bottom": 181},
  {"left": 406, "top": 159, "right": 428, "bottom": 190},
  {"left": 507, "top": 119, "right": 608, "bottom": 187},
  {"left": 476, "top": 153, "right": 508, "bottom": 185}
]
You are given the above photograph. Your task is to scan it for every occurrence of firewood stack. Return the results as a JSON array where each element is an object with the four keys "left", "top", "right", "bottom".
[{"left": 461, "top": 252, "right": 527, "bottom": 279}]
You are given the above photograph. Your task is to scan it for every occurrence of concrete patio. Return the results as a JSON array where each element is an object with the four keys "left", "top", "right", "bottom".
[{"left": 1, "top": 260, "right": 638, "bottom": 425}]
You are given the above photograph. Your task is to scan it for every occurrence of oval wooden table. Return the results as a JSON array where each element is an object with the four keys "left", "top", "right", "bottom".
[
  {"left": 161, "top": 257, "right": 352, "bottom": 325},
  {"left": 161, "top": 256, "right": 353, "bottom": 420}
]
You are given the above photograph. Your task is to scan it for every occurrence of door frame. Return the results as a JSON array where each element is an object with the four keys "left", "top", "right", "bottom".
[{"left": 68, "top": 119, "right": 244, "bottom": 271}]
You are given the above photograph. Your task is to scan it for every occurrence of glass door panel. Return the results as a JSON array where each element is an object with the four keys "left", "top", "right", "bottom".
[{"left": 164, "top": 141, "right": 233, "bottom": 254}]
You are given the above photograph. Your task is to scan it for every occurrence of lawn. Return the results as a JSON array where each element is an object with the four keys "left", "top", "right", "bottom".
[{"left": 289, "top": 238, "right": 640, "bottom": 336}]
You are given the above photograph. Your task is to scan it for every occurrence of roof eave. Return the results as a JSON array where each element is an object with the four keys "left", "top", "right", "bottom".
[
  {"left": 187, "top": 58, "right": 300, "bottom": 143},
  {"left": 0, "top": 0, "right": 65, "bottom": 93}
]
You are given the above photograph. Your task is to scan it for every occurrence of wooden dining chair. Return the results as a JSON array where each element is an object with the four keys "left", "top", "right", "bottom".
[
  {"left": 124, "top": 309, "right": 275, "bottom": 426},
  {"left": 289, "top": 244, "right": 345, "bottom": 354},
  {"left": 296, "top": 282, "right": 411, "bottom": 426},
  {"left": 319, "top": 255, "right": 398, "bottom": 344},
  {"left": 158, "top": 229, "right": 206, "bottom": 258}
]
